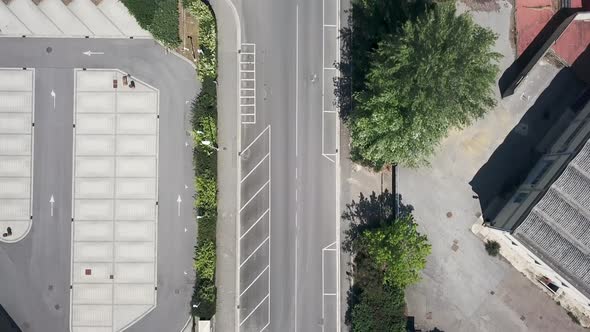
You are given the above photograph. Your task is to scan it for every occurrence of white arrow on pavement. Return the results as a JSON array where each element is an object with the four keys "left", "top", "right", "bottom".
[
  {"left": 82, "top": 50, "right": 105, "bottom": 56},
  {"left": 50, "top": 90, "right": 56, "bottom": 109},
  {"left": 50, "top": 195, "right": 55, "bottom": 217},
  {"left": 177, "top": 195, "right": 182, "bottom": 217}
]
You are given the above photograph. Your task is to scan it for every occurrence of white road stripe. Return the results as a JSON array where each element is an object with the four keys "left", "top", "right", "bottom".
[{"left": 239, "top": 264, "right": 270, "bottom": 297}]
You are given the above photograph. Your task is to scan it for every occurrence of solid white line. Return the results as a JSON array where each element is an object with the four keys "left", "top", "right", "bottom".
[
  {"left": 241, "top": 125, "right": 270, "bottom": 153},
  {"left": 324, "top": 67, "right": 338, "bottom": 71},
  {"left": 323, "top": 24, "right": 337, "bottom": 27},
  {"left": 324, "top": 293, "right": 337, "bottom": 296},
  {"left": 239, "top": 209, "right": 270, "bottom": 240},
  {"left": 295, "top": 6, "right": 300, "bottom": 332},
  {"left": 239, "top": 236, "right": 270, "bottom": 269},
  {"left": 239, "top": 180, "right": 270, "bottom": 212},
  {"left": 240, "top": 153, "right": 270, "bottom": 184},
  {"left": 323, "top": 110, "right": 338, "bottom": 114},
  {"left": 323, "top": 248, "right": 337, "bottom": 251},
  {"left": 239, "top": 264, "right": 270, "bottom": 297},
  {"left": 239, "top": 294, "right": 270, "bottom": 326}
]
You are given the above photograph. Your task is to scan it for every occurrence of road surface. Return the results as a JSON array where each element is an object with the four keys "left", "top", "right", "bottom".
[{"left": 215, "top": 0, "right": 343, "bottom": 330}]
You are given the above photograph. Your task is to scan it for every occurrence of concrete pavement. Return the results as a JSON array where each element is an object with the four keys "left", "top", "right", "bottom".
[{"left": 0, "top": 38, "right": 198, "bottom": 332}]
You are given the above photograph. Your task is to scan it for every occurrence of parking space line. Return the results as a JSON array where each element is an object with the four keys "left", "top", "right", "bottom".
[
  {"left": 240, "top": 208, "right": 270, "bottom": 240},
  {"left": 239, "top": 180, "right": 270, "bottom": 212},
  {"left": 239, "top": 264, "right": 270, "bottom": 297},
  {"left": 241, "top": 153, "right": 270, "bottom": 184},
  {"left": 239, "top": 236, "right": 269, "bottom": 268},
  {"left": 239, "top": 293, "right": 270, "bottom": 327}
]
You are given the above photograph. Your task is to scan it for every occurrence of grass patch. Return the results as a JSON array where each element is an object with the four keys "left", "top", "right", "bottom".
[
  {"left": 122, "top": 0, "right": 181, "bottom": 47},
  {"left": 189, "top": 0, "right": 219, "bottom": 320}
]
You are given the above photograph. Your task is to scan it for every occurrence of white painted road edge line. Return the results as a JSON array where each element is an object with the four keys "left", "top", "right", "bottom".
[
  {"left": 239, "top": 236, "right": 270, "bottom": 269},
  {"left": 239, "top": 264, "right": 270, "bottom": 297},
  {"left": 239, "top": 208, "right": 270, "bottom": 240},
  {"left": 239, "top": 293, "right": 270, "bottom": 327},
  {"left": 241, "top": 125, "right": 270, "bottom": 154},
  {"left": 295, "top": 5, "right": 300, "bottom": 332},
  {"left": 239, "top": 180, "right": 270, "bottom": 213},
  {"left": 240, "top": 152, "right": 270, "bottom": 184}
]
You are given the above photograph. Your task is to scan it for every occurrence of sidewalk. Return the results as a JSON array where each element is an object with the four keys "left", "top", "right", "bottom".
[
  {"left": 338, "top": 125, "right": 392, "bottom": 332},
  {"left": 210, "top": 0, "right": 240, "bottom": 331}
]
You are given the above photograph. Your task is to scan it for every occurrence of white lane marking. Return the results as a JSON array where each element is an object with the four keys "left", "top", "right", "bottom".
[
  {"left": 239, "top": 236, "right": 269, "bottom": 269},
  {"left": 239, "top": 209, "right": 270, "bottom": 240},
  {"left": 322, "top": 241, "right": 338, "bottom": 332},
  {"left": 49, "top": 195, "right": 55, "bottom": 217},
  {"left": 241, "top": 125, "right": 270, "bottom": 153},
  {"left": 295, "top": 6, "right": 300, "bottom": 331},
  {"left": 259, "top": 322, "right": 270, "bottom": 332},
  {"left": 239, "top": 293, "right": 270, "bottom": 326},
  {"left": 239, "top": 180, "right": 270, "bottom": 213},
  {"left": 296, "top": 5, "right": 299, "bottom": 159},
  {"left": 239, "top": 264, "right": 270, "bottom": 297},
  {"left": 177, "top": 195, "right": 182, "bottom": 216},
  {"left": 82, "top": 50, "right": 104, "bottom": 56},
  {"left": 322, "top": 154, "right": 336, "bottom": 163},
  {"left": 50, "top": 90, "right": 56, "bottom": 109},
  {"left": 241, "top": 152, "right": 270, "bottom": 184}
]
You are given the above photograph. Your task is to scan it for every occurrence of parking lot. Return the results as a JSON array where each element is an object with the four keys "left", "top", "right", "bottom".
[
  {"left": 0, "top": 68, "right": 34, "bottom": 243},
  {"left": 70, "top": 69, "right": 159, "bottom": 331},
  {"left": 0, "top": 38, "right": 198, "bottom": 332},
  {"left": 238, "top": 125, "right": 271, "bottom": 331}
]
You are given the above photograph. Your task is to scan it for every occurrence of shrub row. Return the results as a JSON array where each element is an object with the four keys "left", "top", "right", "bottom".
[{"left": 189, "top": 0, "right": 218, "bottom": 320}]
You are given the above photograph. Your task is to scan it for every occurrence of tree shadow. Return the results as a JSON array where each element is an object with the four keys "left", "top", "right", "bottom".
[
  {"left": 341, "top": 190, "right": 414, "bottom": 252},
  {"left": 471, "top": 67, "right": 585, "bottom": 224},
  {"left": 335, "top": 0, "right": 432, "bottom": 120}
]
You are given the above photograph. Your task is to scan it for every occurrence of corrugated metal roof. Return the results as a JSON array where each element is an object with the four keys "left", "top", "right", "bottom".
[{"left": 515, "top": 139, "right": 590, "bottom": 297}]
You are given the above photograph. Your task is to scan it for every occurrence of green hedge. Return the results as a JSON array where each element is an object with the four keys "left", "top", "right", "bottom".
[
  {"left": 190, "top": 0, "right": 218, "bottom": 320},
  {"left": 122, "top": 0, "right": 181, "bottom": 47},
  {"left": 189, "top": 0, "right": 218, "bottom": 80}
]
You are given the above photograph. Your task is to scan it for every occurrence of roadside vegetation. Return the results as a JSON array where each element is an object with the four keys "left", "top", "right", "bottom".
[
  {"left": 485, "top": 240, "right": 501, "bottom": 257},
  {"left": 343, "top": 192, "right": 431, "bottom": 331},
  {"left": 340, "top": 0, "right": 501, "bottom": 169},
  {"left": 121, "top": 0, "right": 181, "bottom": 47},
  {"left": 188, "top": 0, "right": 218, "bottom": 320}
]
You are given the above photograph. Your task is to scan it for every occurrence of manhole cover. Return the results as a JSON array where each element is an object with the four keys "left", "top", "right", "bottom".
[
  {"left": 174, "top": 289, "right": 180, "bottom": 295},
  {"left": 446, "top": 212, "right": 453, "bottom": 218},
  {"left": 46, "top": 47, "right": 52, "bottom": 53},
  {"left": 54, "top": 304, "right": 60, "bottom": 310},
  {"left": 48, "top": 285, "right": 53, "bottom": 291}
]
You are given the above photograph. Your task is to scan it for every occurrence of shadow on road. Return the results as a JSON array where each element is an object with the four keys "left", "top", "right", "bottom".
[{"left": 471, "top": 67, "right": 585, "bottom": 223}]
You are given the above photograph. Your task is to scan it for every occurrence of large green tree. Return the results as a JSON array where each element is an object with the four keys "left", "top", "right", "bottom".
[
  {"left": 350, "top": 3, "right": 500, "bottom": 168},
  {"left": 350, "top": 284, "right": 407, "bottom": 332},
  {"left": 354, "top": 215, "right": 431, "bottom": 288}
]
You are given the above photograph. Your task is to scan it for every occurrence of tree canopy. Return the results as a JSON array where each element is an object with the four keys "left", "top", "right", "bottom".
[
  {"left": 354, "top": 215, "right": 431, "bottom": 288},
  {"left": 349, "top": 3, "right": 500, "bottom": 168},
  {"left": 351, "top": 284, "right": 407, "bottom": 332}
]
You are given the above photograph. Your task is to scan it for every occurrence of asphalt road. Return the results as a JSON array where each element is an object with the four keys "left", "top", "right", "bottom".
[
  {"left": 228, "top": 0, "right": 343, "bottom": 330},
  {"left": 0, "top": 38, "right": 198, "bottom": 332}
]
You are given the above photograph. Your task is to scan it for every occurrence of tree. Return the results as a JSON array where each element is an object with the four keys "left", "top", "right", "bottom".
[
  {"left": 351, "top": 284, "right": 407, "bottom": 332},
  {"left": 350, "top": 3, "right": 501, "bottom": 169},
  {"left": 355, "top": 215, "right": 431, "bottom": 288}
]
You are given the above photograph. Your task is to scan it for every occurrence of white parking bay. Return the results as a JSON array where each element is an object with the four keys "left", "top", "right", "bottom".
[
  {"left": 71, "top": 69, "right": 159, "bottom": 332},
  {"left": 0, "top": 68, "right": 34, "bottom": 243}
]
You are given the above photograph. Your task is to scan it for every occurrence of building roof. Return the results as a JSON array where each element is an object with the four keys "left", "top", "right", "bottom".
[
  {"left": 0, "top": 305, "right": 21, "bottom": 332},
  {"left": 514, "top": 139, "right": 590, "bottom": 298}
]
